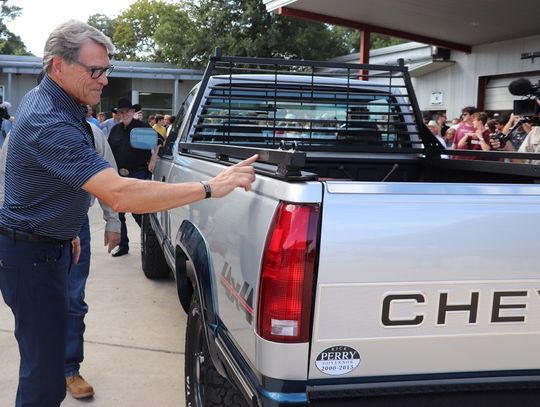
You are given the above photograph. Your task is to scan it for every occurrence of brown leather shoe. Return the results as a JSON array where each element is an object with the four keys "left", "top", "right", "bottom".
[{"left": 66, "top": 374, "right": 94, "bottom": 399}]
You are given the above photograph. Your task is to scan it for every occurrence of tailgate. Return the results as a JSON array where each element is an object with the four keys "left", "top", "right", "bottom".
[{"left": 309, "top": 181, "right": 540, "bottom": 380}]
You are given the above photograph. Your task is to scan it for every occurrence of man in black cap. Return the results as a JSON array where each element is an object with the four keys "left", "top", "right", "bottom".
[{"left": 107, "top": 97, "right": 155, "bottom": 257}]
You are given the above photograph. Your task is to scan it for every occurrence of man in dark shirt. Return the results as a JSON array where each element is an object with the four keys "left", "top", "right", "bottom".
[
  {"left": 0, "top": 20, "right": 256, "bottom": 407},
  {"left": 107, "top": 98, "right": 154, "bottom": 257}
]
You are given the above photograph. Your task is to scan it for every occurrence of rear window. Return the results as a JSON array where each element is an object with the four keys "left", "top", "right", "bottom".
[{"left": 191, "top": 82, "right": 418, "bottom": 150}]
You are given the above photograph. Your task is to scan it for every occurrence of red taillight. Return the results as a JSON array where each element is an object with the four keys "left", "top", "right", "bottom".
[{"left": 257, "top": 202, "right": 320, "bottom": 343}]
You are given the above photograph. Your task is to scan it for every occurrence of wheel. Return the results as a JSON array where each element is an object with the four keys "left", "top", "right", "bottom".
[
  {"left": 185, "top": 293, "right": 249, "bottom": 407},
  {"left": 140, "top": 214, "right": 170, "bottom": 279}
]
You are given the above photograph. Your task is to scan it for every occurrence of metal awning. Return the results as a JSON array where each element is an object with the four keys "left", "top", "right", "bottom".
[
  {"left": 264, "top": 0, "right": 540, "bottom": 54},
  {"left": 408, "top": 60, "right": 454, "bottom": 77},
  {"left": 0, "top": 55, "right": 203, "bottom": 81}
]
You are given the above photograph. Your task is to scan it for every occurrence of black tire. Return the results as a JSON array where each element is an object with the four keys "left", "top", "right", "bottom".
[
  {"left": 185, "top": 294, "right": 249, "bottom": 407},
  {"left": 140, "top": 214, "right": 170, "bottom": 279}
]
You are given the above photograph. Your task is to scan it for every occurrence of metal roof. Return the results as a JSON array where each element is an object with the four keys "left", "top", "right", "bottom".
[
  {"left": 0, "top": 54, "right": 203, "bottom": 80},
  {"left": 264, "top": 0, "right": 540, "bottom": 53}
]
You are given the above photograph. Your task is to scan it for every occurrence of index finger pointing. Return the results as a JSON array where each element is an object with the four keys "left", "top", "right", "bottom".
[{"left": 234, "top": 154, "right": 258, "bottom": 167}]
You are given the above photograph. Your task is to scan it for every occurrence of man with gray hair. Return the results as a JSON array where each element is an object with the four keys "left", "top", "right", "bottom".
[
  {"left": 0, "top": 20, "right": 257, "bottom": 407},
  {"left": 0, "top": 123, "right": 121, "bottom": 401}
]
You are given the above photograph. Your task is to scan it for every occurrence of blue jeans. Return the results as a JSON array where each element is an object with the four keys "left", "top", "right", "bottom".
[
  {"left": 118, "top": 169, "right": 148, "bottom": 251},
  {"left": 65, "top": 215, "right": 90, "bottom": 377},
  {"left": 0, "top": 234, "right": 72, "bottom": 407}
]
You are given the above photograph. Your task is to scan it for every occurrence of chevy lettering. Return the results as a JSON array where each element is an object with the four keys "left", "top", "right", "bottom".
[{"left": 381, "top": 290, "right": 538, "bottom": 327}]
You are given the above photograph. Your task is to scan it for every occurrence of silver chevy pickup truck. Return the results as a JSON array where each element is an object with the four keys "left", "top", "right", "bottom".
[{"left": 139, "top": 52, "right": 540, "bottom": 406}]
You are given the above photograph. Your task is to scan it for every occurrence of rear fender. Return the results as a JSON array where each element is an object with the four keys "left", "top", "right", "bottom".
[{"left": 176, "top": 220, "right": 226, "bottom": 376}]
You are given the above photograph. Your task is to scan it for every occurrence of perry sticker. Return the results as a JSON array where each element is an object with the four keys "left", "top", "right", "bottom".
[{"left": 315, "top": 345, "right": 360, "bottom": 376}]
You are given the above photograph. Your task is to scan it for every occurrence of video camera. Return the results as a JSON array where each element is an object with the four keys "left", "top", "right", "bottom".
[
  {"left": 508, "top": 78, "right": 540, "bottom": 118},
  {"left": 490, "top": 131, "right": 511, "bottom": 149},
  {"left": 490, "top": 113, "right": 538, "bottom": 148}
]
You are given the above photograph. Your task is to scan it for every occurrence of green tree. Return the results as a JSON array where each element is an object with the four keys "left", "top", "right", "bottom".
[
  {"left": 0, "top": 0, "right": 29, "bottom": 55},
  {"left": 110, "top": 0, "right": 192, "bottom": 62},
  {"left": 87, "top": 13, "right": 116, "bottom": 40},
  {"left": 85, "top": 0, "right": 406, "bottom": 67},
  {"left": 152, "top": 6, "right": 195, "bottom": 64},
  {"left": 183, "top": 0, "right": 351, "bottom": 67}
]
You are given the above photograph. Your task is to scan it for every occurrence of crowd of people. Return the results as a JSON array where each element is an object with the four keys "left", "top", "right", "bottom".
[
  {"left": 84, "top": 103, "right": 178, "bottom": 256},
  {"left": 423, "top": 105, "right": 540, "bottom": 162},
  {"left": 92, "top": 105, "right": 176, "bottom": 141}
]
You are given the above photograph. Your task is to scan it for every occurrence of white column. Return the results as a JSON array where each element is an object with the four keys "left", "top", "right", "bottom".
[
  {"left": 173, "top": 79, "right": 181, "bottom": 114},
  {"left": 131, "top": 90, "right": 139, "bottom": 104}
]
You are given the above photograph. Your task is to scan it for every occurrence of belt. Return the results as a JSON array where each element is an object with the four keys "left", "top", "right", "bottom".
[
  {"left": 0, "top": 225, "right": 70, "bottom": 245},
  {"left": 118, "top": 166, "right": 147, "bottom": 176}
]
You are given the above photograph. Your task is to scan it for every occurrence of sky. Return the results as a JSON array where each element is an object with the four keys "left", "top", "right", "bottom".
[{"left": 5, "top": 0, "right": 136, "bottom": 57}]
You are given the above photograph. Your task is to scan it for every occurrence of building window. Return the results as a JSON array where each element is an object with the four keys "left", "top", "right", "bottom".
[{"left": 139, "top": 92, "right": 172, "bottom": 117}]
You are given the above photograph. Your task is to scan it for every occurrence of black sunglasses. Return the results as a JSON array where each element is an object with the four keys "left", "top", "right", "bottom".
[{"left": 74, "top": 61, "right": 114, "bottom": 79}]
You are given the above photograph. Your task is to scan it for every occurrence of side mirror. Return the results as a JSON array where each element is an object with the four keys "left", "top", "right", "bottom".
[{"left": 130, "top": 128, "right": 157, "bottom": 150}]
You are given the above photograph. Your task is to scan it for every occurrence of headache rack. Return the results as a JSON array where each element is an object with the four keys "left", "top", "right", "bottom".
[
  {"left": 178, "top": 49, "right": 439, "bottom": 179},
  {"left": 187, "top": 49, "right": 436, "bottom": 151},
  {"left": 179, "top": 50, "right": 540, "bottom": 181}
]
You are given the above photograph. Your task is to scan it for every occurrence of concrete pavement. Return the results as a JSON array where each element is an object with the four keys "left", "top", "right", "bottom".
[{"left": 0, "top": 204, "right": 187, "bottom": 406}]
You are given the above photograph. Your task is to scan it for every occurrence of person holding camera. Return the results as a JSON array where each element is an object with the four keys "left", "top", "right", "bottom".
[
  {"left": 490, "top": 109, "right": 540, "bottom": 164},
  {"left": 498, "top": 113, "right": 528, "bottom": 149}
]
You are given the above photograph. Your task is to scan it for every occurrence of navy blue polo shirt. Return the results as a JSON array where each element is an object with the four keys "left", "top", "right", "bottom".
[{"left": 0, "top": 74, "right": 110, "bottom": 240}]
